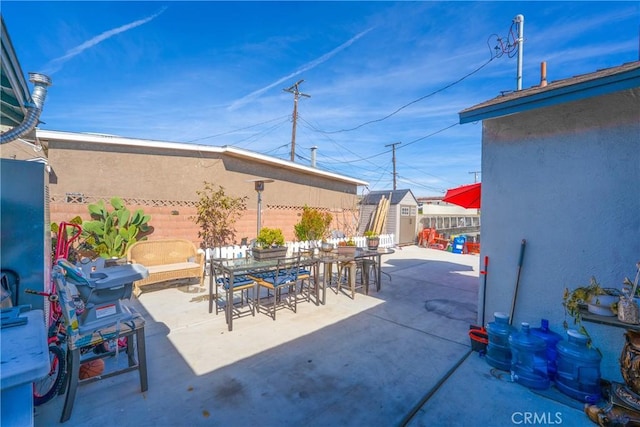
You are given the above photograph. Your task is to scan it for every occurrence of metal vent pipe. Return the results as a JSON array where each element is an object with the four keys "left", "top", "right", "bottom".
[
  {"left": 1, "top": 72, "right": 52, "bottom": 144},
  {"left": 515, "top": 14, "right": 524, "bottom": 91},
  {"left": 310, "top": 146, "right": 317, "bottom": 167},
  {"left": 540, "top": 61, "right": 547, "bottom": 87}
]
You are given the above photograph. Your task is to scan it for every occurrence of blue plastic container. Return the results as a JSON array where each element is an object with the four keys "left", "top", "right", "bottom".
[
  {"left": 486, "top": 312, "right": 516, "bottom": 371},
  {"left": 452, "top": 236, "right": 467, "bottom": 254},
  {"left": 509, "top": 322, "right": 550, "bottom": 389},
  {"left": 555, "top": 329, "right": 602, "bottom": 403},
  {"left": 530, "top": 319, "right": 563, "bottom": 380}
]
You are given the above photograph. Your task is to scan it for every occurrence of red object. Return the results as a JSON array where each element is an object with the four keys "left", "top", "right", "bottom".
[
  {"left": 442, "top": 182, "right": 481, "bottom": 209},
  {"left": 79, "top": 359, "right": 105, "bottom": 380}
]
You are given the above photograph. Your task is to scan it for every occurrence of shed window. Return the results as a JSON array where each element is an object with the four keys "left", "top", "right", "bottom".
[{"left": 401, "top": 207, "right": 410, "bottom": 216}]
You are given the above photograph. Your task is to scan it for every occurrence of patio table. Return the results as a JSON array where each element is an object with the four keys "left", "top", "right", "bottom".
[
  {"left": 209, "top": 254, "right": 317, "bottom": 331},
  {"left": 315, "top": 247, "right": 395, "bottom": 302}
]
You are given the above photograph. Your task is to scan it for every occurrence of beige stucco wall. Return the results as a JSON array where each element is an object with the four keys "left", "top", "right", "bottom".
[
  {"left": 43, "top": 137, "right": 361, "bottom": 245},
  {"left": 46, "top": 139, "right": 357, "bottom": 206}
]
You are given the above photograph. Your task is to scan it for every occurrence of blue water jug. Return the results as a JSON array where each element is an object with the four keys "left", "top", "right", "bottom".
[
  {"left": 509, "top": 322, "right": 550, "bottom": 389},
  {"left": 530, "top": 319, "right": 563, "bottom": 380},
  {"left": 452, "top": 236, "right": 467, "bottom": 254},
  {"left": 555, "top": 329, "right": 602, "bottom": 403},
  {"left": 486, "top": 312, "right": 515, "bottom": 371}
]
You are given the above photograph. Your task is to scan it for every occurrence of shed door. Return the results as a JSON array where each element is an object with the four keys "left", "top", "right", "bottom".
[{"left": 399, "top": 205, "right": 416, "bottom": 245}]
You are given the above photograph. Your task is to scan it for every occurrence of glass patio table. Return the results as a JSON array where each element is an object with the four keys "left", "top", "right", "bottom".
[{"left": 209, "top": 254, "right": 318, "bottom": 331}]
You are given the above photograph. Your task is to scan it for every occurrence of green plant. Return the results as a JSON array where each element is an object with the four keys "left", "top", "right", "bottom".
[
  {"left": 255, "top": 227, "right": 285, "bottom": 248},
  {"left": 82, "top": 197, "right": 152, "bottom": 259},
  {"left": 293, "top": 206, "right": 333, "bottom": 241},
  {"left": 193, "top": 182, "right": 248, "bottom": 249},
  {"left": 338, "top": 237, "right": 356, "bottom": 247},
  {"left": 363, "top": 230, "right": 378, "bottom": 238},
  {"left": 563, "top": 276, "right": 618, "bottom": 350}
]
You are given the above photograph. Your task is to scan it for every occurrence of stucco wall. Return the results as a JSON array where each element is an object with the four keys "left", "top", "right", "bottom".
[
  {"left": 480, "top": 88, "right": 640, "bottom": 381},
  {"left": 44, "top": 138, "right": 361, "bottom": 245}
]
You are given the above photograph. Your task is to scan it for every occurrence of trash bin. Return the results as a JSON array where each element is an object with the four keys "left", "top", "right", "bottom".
[{"left": 452, "top": 236, "right": 467, "bottom": 254}]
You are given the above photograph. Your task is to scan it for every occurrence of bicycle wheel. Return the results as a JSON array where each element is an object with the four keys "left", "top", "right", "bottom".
[{"left": 33, "top": 344, "right": 66, "bottom": 406}]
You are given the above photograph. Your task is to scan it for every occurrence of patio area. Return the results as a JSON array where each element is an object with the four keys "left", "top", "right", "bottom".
[{"left": 33, "top": 245, "right": 589, "bottom": 426}]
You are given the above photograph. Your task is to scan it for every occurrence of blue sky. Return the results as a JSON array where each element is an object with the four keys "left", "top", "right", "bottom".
[{"left": 3, "top": 1, "right": 638, "bottom": 197}]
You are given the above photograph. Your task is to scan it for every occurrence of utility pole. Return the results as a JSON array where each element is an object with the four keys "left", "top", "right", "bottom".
[
  {"left": 283, "top": 80, "right": 310, "bottom": 162},
  {"left": 469, "top": 171, "right": 481, "bottom": 183},
  {"left": 385, "top": 142, "right": 401, "bottom": 190}
]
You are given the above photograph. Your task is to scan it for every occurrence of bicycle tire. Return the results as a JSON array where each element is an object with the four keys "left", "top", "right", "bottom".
[{"left": 33, "top": 344, "right": 66, "bottom": 406}]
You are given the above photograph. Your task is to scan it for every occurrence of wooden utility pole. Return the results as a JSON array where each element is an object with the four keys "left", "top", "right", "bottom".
[
  {"left": 385, "top": 142, "right": 401, "bottom": 190},
  {"left": 284, "top": 80, "right": 310, "bottom": 162},
  {"left": 469, "top": 171, "right": 481, "bottom": 183}
]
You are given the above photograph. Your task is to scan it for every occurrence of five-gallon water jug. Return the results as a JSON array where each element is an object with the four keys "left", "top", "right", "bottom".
[
  {"left": 555, "top": 329, "right": 602, "bottom": 403},
  {"left": 486, "top": 312, "right": 515, "bottom": 371},
  {"left": 509, "top": 322, "right": 550, "bottom": 389},
  {"left": 530, "top": 319, "right": 563, "bottom": 380}
]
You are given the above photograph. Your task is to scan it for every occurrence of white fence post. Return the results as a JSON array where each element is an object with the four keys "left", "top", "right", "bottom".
[{"left": 206, "top": 234, "right": 396, "bottom": 262}]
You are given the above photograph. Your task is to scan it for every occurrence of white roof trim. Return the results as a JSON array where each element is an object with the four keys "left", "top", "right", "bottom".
[{"left": 36, "top": 129, "right": 368, "bottom": 186}]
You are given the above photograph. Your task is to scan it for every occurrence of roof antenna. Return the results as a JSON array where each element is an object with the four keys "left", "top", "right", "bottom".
[{"left": 515, "top": 14, "right": 524, "bottom": 91}]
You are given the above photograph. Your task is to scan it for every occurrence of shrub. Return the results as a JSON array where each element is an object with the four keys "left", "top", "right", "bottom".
[
  {"left": 293, "top": 206, "right": 333, "bottom": 241},
  {"left": 256, "top": 227, "right": 285, "bottom": 248}
]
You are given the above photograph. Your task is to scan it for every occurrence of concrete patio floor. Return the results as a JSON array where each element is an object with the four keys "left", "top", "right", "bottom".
[{"left": 34, "top": 245, "right": 591, "bottom": 426}]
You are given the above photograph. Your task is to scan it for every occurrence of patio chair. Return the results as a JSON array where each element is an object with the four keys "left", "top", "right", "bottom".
[
  {"left": 211, "top": 263, "right": 256, "bottom": 324},
  {"left": 295, "top": 250, "right": 317, "bottom": 304},
  {"left": 355, "top": 258, "right": 378, "bottom": 294},
  {"left": 251, "top": 256, "right": 301, "bottom": 320},
  {"left": 336, "top": 260, "right": 361, "bottom": 299}
]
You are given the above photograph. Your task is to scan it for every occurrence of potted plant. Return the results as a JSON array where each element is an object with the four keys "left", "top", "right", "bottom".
[
  {"left": 563, "top": 276, "right": 621, "bottom": 344},
  {"left": 253, "top": 227, "right": 287, "bottom": 260},
  {"left": 337, "top": 237, "right": 357, "bottom": 255},
  {"left": 363, "top": 230, "right": 380, "bottom": 250}
]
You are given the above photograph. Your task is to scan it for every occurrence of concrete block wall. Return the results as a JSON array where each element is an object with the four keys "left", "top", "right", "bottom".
[{"left": 50, "top": 203, "right": 360, "bottom": 249}]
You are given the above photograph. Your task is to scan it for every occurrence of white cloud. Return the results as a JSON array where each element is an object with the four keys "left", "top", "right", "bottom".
[{"left": 42, "top": 6, "right": 167, "bottom": 75}]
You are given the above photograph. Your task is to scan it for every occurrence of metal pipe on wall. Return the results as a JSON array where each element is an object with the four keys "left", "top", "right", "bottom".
[{"left": 1, "top": 73, "right": 52, "bottom": 144}]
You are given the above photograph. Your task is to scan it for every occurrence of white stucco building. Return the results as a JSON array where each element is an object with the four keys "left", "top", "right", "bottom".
[{"left": 459, "top": 61, "right": 640, "bottom": 381}]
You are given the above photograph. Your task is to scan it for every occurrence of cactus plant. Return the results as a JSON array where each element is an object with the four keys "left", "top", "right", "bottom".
[{"left": 82, "top": 198, "right": 152, "bottom": 259}]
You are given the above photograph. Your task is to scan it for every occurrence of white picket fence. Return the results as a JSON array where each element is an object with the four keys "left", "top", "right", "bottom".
[{"left": 205, "top": 234, "right": 395, "bottom": 262}]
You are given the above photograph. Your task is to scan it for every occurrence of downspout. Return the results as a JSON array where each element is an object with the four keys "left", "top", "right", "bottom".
[{"left": 1, "top": 72, "right": 52, "bottom": 144}]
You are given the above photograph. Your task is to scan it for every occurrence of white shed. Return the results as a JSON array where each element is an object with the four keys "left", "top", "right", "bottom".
[{"left": 359, "top": 189, "right": 419, "bottom": 246}]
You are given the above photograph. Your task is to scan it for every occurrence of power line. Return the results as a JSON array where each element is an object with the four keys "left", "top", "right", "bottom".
[
  {"left": 307, "top": 57, "right": 495, "bottom": 134},
  {"left": 185, "top": 115, "right": 289, "bottom": 143}
]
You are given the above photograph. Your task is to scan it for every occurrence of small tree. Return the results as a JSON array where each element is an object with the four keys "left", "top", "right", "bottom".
[
  {"left": 193, "top": 182, "right": 247, "bottom": 249},
  {"left": 293, "top": 205, "right": 333, "bottom": 241}
]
